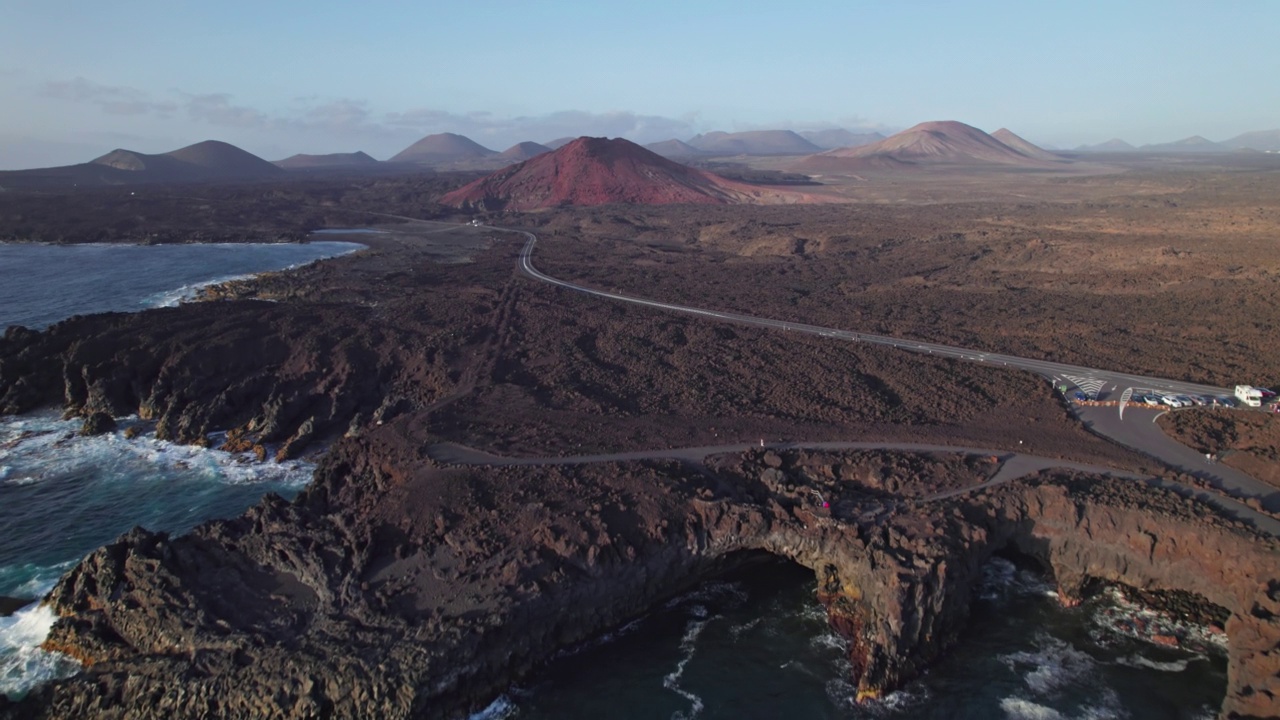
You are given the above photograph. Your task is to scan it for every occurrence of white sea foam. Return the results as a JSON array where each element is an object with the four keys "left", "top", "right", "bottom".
[
  {"left": 0, "top": 603, "right": 80, "bottom": 700},
  {"left": 1089, "top": 586, "right": 1228, "bottom": 654},
  {"left": 1114, "top": 653, "right": 1193, "bottom": 673},
  {"left": 144, "top": 273, "right": 256, "bottom": 308},
  {"left": 0, "top": 412, "right": 315, "bottom": 489},
  {"left": 664, "top": 618, "right": 710, "bottom": 720},
  {"left": 809, "top": 631, "right": 848, "bottom": 652},
  {"left": 1001, "top": 634, "right": 1098, "bottom": 697},
  {"left": 727, "top": 617, "right": 761, "bottom": 639},
  {"left": 980, "top": 557, "right": 1056, "bottom": 603},
  {"left": 999, "top": 696, "right": 1128, "bottom": 720},
  {"left": 467, "top": 694, "right": 517, "bottom": 720},
  {"left": 825, "top": 675, "right": 927, "bottom": 717},
  {"left": 1001, "top": 697, "right": 1067, "bottom": 720}
]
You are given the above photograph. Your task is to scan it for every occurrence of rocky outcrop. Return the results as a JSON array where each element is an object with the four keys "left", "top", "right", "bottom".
[
  {"left": 6, "top": 439, "right": 1276, "bottom": 719},
  {"left": 0, "top": 298, "right": 469, "bottom": 459}
]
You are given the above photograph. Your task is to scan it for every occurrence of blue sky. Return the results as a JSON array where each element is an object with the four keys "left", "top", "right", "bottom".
[{"left": 1, "top": 0, "right": 1277, "bottom": 168}]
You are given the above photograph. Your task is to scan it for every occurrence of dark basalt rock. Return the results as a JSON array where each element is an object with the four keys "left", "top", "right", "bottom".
[
  {"left": 5, "top": 440, "right": 1276, "bottom": 719},
  {"left": 78, "top": 411, "right": 115, "bottom": 437},
  {"left": 0, "top": 596, "right": 33, "bottom": 617}
]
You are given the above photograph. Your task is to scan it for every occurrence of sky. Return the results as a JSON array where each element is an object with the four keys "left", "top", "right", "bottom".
[{"left": 1, "top": 0, "right": 1277, "bottom": 169}]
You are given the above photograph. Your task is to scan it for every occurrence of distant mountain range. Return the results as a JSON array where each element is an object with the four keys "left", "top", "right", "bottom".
[
  {"left": 1076, "top": 129, "right": 1280, "bottom": 153},
  {"left": 798, "top": 129, "right": 886, "bottom": 150},
  {"left": 0, "top": 140, "right": 285, "bottom": 188},
  {"left": 685, "top": 130, "right": 822, "bottom": 156},
  {"left": 5, "top": 122, "right": 1277, "bottom": 190}
]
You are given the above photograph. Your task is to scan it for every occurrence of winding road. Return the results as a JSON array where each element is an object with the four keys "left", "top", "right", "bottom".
[{"left": 429, "top": 223, "right": 1280, "bottom": 531}]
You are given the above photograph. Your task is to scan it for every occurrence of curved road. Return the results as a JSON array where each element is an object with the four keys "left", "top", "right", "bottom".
[{"left": 440, "top": 222, "right": 1280, "bottom": 527}]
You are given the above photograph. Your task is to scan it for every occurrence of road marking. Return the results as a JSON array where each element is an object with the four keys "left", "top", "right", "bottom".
[
  {"left": 1062, "top": 374, "right": 1108, "bottom": 398},
  {"left": 1119, "top": 387, "right": 1133, "bottom": 420}
]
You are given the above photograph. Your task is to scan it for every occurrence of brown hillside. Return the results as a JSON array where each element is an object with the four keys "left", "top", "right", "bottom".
[
  {"left": 644, "top": 139, "right": 706, "bottom": 159},
  {"left": 275, "top": 151, "right": 378, "bottom": 169},
  {"left": 800, "top": 129, "right": 886, "bottom": 150},
  {"left": 794, "top": 121, "right": 1060, "bottom": 172},
  {"left": 389, "top": 133, "right": 495, "bottom": 164},
  {"left": 499, "top": 142, "right": 552, "bottom": 162},
  {"left": 688, "top": 130, "right": 822, "bottom": 156},
  {"left": 441, "top": 137, "right": 813, "bottom": 211},
  {"left": 991, "top": 129, "right": 1063, "bottom": 161}
]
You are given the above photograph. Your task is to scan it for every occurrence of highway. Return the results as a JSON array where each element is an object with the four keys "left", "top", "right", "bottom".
[{"left": 503, "top": 227, "right": 1278, "bottom": 515}]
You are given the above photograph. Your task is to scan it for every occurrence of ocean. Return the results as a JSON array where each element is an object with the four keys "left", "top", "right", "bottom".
[
  {"left": 0, "top": 240, "right": 363, "bottom": 330},
  {"left": 0, "top": 241, "right": 1229, "bottom": 717}
]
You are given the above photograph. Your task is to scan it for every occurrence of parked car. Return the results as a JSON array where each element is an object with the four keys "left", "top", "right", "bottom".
[{"left": 1161, "top": 395, "right": 1185, "bottom": 408}]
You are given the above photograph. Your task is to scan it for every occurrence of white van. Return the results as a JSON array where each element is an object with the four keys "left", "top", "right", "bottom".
[{"left": 1235, "top": 385, "right": 1263, "bottom": 408}]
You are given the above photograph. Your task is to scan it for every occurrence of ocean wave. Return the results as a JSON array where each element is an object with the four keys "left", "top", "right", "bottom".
[
  {"left": 143, "top": 273, "right": 256, "bottom": 308},
  {"left": 467, "top": 694, "right": 517, "bottom": 720},
  {"left": 0, "top": 603, "right": 80, "bottom": 700},
  {"left": 999, "top": 696, "right": 1127, "bottom": 720},
  {"left": 1089, "top": 587, "right": 1227, "bottom": 654},
  {"left": 0, "top": 411, "right": 316, "bottom": 489},
  {"left": 809, "top": 630, "right": 848, "bottom": 652},
  {"left": 1114, "top": 653, "right": 1195, "bottom": 672},
  {"left": 1001, "top": 697, "right": 1066, "bottom": 720},
  {"left": 727, "top": 617, "right": 761, "bottom": 639},
  {"left": 980, "top": 557, "right": 1056, "bottom": 603},
  {"left": 663, "top": 580, "right": 748, "bottom": 612},
  {"left": 664, "top": 618, "right": 711, "bottom": 720},
  {"left": 0, "top": 561, "right": 76, "bottom": 601},
  {"left": 1000, "top": 634, "right": 1098, "bottom": 697},
  {"left": 825, "top": 676, "right": 927, "bottom": 716}
]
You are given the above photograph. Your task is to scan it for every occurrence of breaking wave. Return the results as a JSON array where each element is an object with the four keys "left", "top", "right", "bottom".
[
  {"left": 999, "top": 634, "right": 1126, "bottom": 720},
  {"left": 0, "top": 408, "right": 321, "bottom": 700},
  {"left": 0, "top": 603, "right": 80, "bottom": 700},
  {"left": 664, "top": 618, "right": 710, "bottom": 720},
  {"left": 467, "top": 694, "right": 518, "bottom": 720}
]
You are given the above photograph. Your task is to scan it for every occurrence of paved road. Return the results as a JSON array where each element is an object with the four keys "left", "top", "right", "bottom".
[
  {"left": 425, "top": 223, "right": 1277, "bottom": 532},
  {"left": 513, "top": 231, "right": 1233, "bottom": 399},
  {"left": 429, "top": 440, "right": 1280, "bottom": 536},
  {"left": 1078, "top": 404, "right": 1280, "bottom": 512},
  {"left": 509, "top": 229, "right": 1278, "bottom": 506}
]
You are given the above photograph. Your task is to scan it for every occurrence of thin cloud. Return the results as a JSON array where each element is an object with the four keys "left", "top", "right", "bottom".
[
  {"left": 40, "top": 77, "right": 176, "bottom": 117},
  {"left": 182, "top": 93, "right": 270, "bottom": 128},
  {"left": 34, "top": 76, "right": 896, "bottom": 157},
  {"left": 383, "top": 107, "right": 699, "bottom": 145}
]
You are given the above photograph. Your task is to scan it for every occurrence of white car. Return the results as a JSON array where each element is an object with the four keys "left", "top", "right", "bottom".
[{"left": 1160, "top": 395, "right": 1185, "bottom": 408}]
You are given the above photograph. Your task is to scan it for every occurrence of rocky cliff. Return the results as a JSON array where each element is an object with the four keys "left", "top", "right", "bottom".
[{"left": 6, "top": 437, "right": 1276, "bottom": 719}]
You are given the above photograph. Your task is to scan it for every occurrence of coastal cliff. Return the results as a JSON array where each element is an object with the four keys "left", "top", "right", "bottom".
[{"left": 6, "top": 434, "right": 1275, "bottom": 719}]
